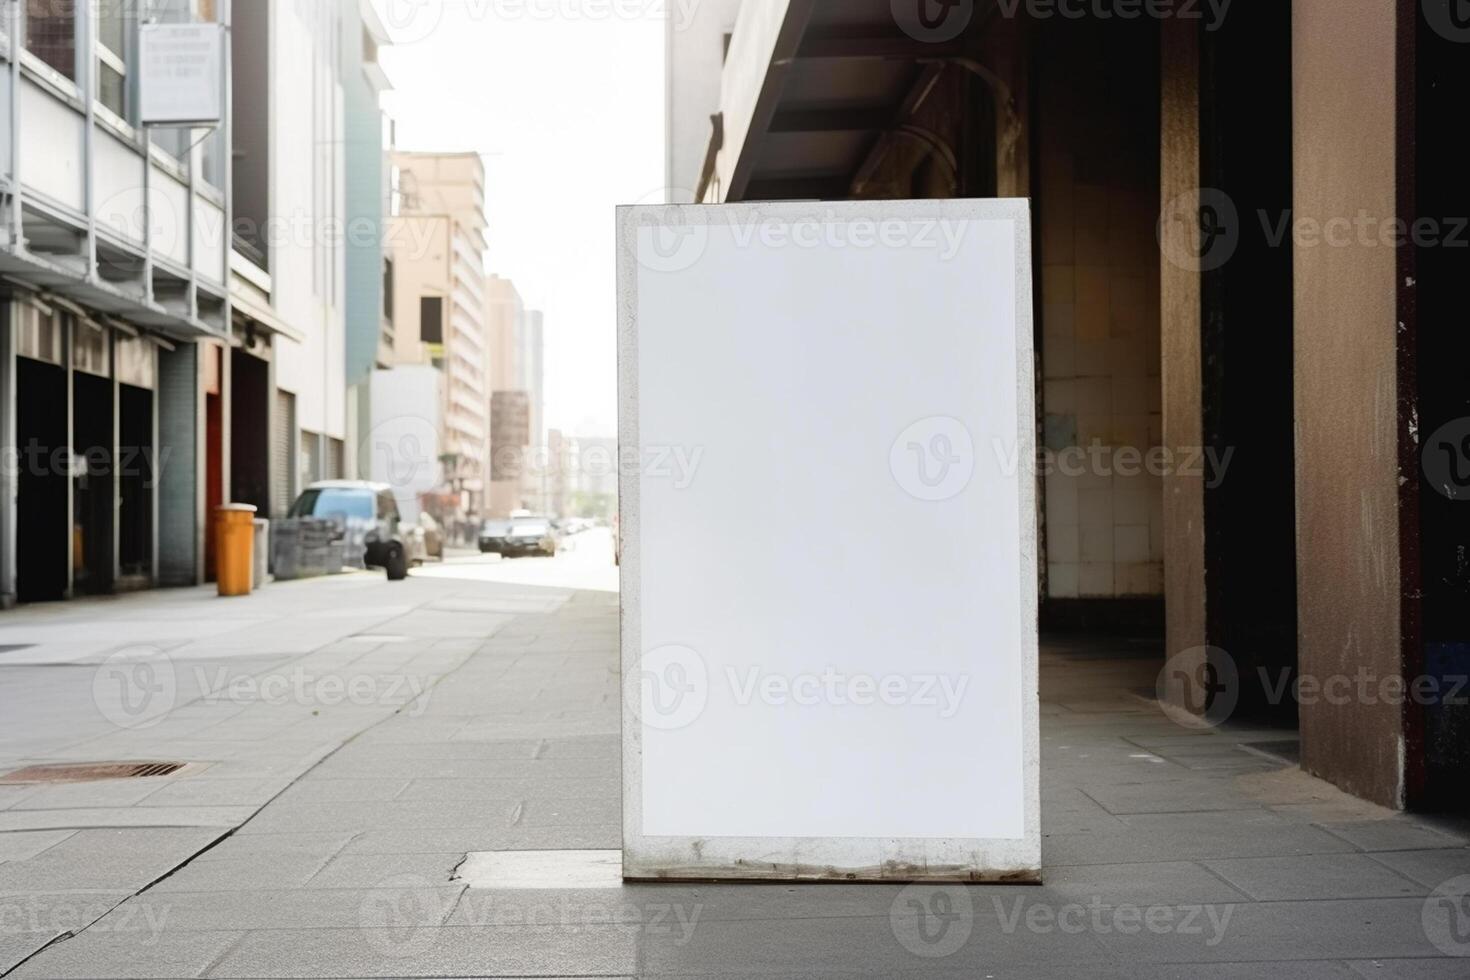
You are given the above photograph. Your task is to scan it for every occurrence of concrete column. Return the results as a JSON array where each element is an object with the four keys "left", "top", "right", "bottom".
[
  {"left": 1292, "top": 0, "right": 1404, "bottom": 808},
  {"left": 1157, "top": 20, "right": 1208, "bottom": 717},
  {"left": 0, "top": 300, "right": 15, "bottom": 609},
  {"left": 156, "top": 343, "right": 202, "bottom": 587}
]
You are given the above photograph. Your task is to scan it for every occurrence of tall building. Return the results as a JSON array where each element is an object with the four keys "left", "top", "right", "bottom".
[
  {"left": 239, "top": 0, "right": 350, "bottom": 516},
  {"left": 2, "top": 0, "right": 348, "bottom": 604},
  {"left": 520, "top": 307, "right": 545, "bottom": 452},
  {"left": 485, "top": 274, "right": 525, "bottom": 517},
  {"left": 341, "top": 0, "right": 395, "bottom": 475},
  {"left": 384, "top": 151, "right": 490, "bottom": 516},
  {"left": 483, "top": 276, "right": 548, "bottom": 516},
  {"left": 517, "top": 306, "right": 547, "bottom": 512}
]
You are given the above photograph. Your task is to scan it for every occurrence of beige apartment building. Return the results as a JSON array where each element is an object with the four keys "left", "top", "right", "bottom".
[{"left": 385, "top": 152, "right": 492, "bottom": 514}]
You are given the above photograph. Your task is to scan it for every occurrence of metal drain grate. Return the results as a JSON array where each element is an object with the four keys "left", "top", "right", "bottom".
[{"left": 0, "top": 761, "right": 186, "bottom": 784}]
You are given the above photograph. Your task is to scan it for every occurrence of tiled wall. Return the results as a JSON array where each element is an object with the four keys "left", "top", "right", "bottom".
[{"left": 1037, "top": 23, "right": 1163, "bottom": 600}]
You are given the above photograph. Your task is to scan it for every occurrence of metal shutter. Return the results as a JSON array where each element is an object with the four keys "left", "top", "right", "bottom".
[
  {"left": 272, "top": 391, "right": 295, "bottom": 518},
  {"left": 326, "top": 438, "right": 345, "bottom": 480}
]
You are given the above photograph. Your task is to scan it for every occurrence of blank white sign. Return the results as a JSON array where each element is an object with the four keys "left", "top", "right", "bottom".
[{"left": 619, "top": 199, "right": 1039, "bottom": 882}]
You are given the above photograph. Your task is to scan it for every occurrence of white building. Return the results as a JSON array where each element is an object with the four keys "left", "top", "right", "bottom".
[
  {"left": 1, "top": 0, "right": 351, "bottom": 606},
  {"left": 366, "top": 364, "right": 440, "bottom": 522},
  {"left": 2, "top": 0, "right": 234, "bottom": 604}
]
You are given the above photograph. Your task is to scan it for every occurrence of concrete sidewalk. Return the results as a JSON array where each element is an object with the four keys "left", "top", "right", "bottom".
[{"left": 3, "top": 571, "right": 1470, "bottom": 977}]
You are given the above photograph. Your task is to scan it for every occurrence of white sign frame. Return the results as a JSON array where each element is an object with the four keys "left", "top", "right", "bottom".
[
  {"left": 138, "top": 22, "right": 225, "bottom": 127},
  {"left": 617, "top": 198, "right": 1040, "bottom": 882}
]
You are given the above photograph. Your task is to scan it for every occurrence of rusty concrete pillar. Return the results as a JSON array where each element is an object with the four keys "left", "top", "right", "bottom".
[{"left": 1292, "top": 0, "right": 1406, "bottom": 808}]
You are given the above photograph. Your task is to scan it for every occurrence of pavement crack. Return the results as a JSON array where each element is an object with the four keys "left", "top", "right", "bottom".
[
  {"left": 441, "top": 883, "right": 470, "bottom": 926},
  {"left": 195, "top": 930, "right": 247, "bottom": 979},
  {"left": 0, "top": 930, "right": 74, "bottom": 979}
]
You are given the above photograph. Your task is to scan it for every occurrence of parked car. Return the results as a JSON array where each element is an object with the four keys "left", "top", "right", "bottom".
[
  {"left": 418, "top": 512, "right": 445, "bottom": 560},
  {"left": 501, "top": 518, "right": 558, "bottom": 558},
  {"left": 288, "top": 481, "right": 410, "bottom": 580},
  {"left": 479, "top": 519, "right": 512, "bottom": 554}
]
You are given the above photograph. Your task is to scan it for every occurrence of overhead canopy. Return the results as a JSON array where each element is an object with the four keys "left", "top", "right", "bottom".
[{"left": 711, "top": 0, "right": 999, "bottom": 202}]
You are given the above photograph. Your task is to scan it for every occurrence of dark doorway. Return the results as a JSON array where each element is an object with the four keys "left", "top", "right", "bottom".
[
  {"left": 229, "top": 349, "right": 270, "bottom": 514},
  {"left": 1410, "top": 1, "right": 1470, "bottom": 810},
  {"left": 1199, "top": 5, "right": 1298, "bottom": 723},
  {"left": 15, "top": 357, "right": 69, "bottom": 602},
  {"left": 205, "top": 346, "right": 224, "bottom": 581},
  {"left": 72, "top": 372, "right": 114, "bottom": 595},
  {"left": 118, "top": 383, "right": 153, "bottom": 586}
]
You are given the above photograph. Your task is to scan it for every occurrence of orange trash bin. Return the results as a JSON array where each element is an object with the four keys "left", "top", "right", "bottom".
[{"left": 215, "top": 504, "right": 259, "bottom": 597}]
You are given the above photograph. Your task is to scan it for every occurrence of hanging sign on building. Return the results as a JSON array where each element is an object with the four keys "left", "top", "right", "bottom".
[
  {"left": 139, "top": 23, "right": 226, "bottom": 126},
  {"left": 617, "top": 199, "right": 1040, "bottom": 882}
]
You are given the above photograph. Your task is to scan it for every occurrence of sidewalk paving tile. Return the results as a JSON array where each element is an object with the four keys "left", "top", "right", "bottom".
[
  {"left": 1365, "top": 847, "right": 1470, "bottom": 888},
  {"left": 6, "top": 928, "right": 244, "bottom": 979},
  {"left": 204, "top": 924, "right": 637, "bottom": 978},
  {"left": 1203, "top": 853, "right": 1426, "bottom": 901}
]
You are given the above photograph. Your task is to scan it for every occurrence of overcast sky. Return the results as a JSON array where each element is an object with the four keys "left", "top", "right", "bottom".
[{"left": 374, "top": 0, "right": 666, "bottom": 439}]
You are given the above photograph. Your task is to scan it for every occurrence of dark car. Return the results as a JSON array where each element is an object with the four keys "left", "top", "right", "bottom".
[
  {"left": 289, "top": 481, "right": 410, "bottom": 580},
  {"left": 501, "top": 518, "right": 557, "bottom": 558},
  {"left": 478, "top": 519, "right": 512, "bottom": 554}
]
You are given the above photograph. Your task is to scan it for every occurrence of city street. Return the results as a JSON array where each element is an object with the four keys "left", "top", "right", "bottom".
[{"left": 2, "top": 532, "right": 1467, "bottom": 977}]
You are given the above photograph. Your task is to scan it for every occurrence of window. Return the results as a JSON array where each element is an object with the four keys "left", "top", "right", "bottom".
[
  {"left": 26, "top": 0, "right": 76, "bottom": 80},
  {"left": 96, "top": 0, "right": 132, "bottom": 117},
  {"left": 289, "top": 488, "right": 374, "bottom": 522},
  {"left": 420, "top": 297, "right": 444, "bottom": 345},
  {"left": 383, "top": 256, "right": 395, "bottom": 321}
]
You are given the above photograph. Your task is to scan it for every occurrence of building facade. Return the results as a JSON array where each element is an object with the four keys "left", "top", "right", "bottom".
[
  {"left": 486, "top": 273, "right": 525, "bottom": 517},
  {"left": 385, "top": 151, "right": 490, "bottom": 517},
  {"left": 341, "top": 0, "right": 395, "bottom": 479},
  {"left": 671, "top": 1, "right": 1470, "bottom": 812},
  {"left": 2, "top": 0, "right": 234, "bottom": 604},
  {"left": 1, "top": 0, "right": 353, "bottom": 606}
]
